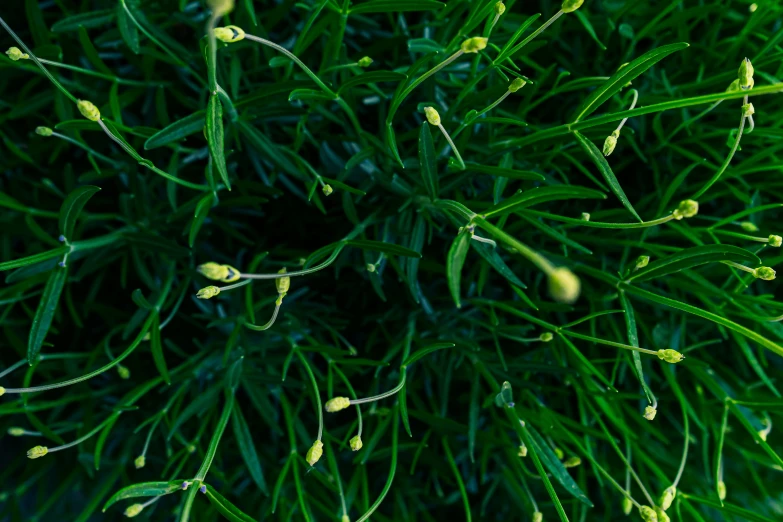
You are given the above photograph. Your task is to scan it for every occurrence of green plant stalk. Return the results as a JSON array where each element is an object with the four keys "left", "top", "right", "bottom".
[
  {"left": 46, "top": 415, "right": 117, "bottom": 454},
  {"left": 356, "top": 406, "right": 399, "bottom": 522},
  {"left": 16, "top": 58, "right": 162, "bottom": 87},
  {"left": 50, "top": 132, "right": 118, "bottom": 166},
  {"left": 295, "top": 350, "right": 324, "bottom": 441},
  {"left": 691, "top": 112, "right": 747, "bottom": 199}
]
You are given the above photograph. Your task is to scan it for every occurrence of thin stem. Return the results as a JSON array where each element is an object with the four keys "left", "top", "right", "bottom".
[
  {"left": 29, "top": 58, "right": 162, "bottom": 87},
  {"left": 691, "top": 110, "right": 747, "bottom": 199},
  {"left": 244, "top": 302, "right": 281, "bottom": 331},
  {"left": 332, "top": 364, "right": 363, "bottom": 437},
  {"left": 437, "top": 124, "right": 466, "bottom": 169},
  {"left": 50, "top": 132, "right": 118, "bottom": 166},
  {"left": 722, "top": 260, "right": 755, "bottom": 274},
  {"left": 495, "top": 10, "right": 564, "bottom": 65},
  {"left": 295, "top": 350, "right": 324, "bottom": 441},
  {"left": 672, "top": 398, "right": 690, "bottom": 488},
  {"left": 218, "top": 279, "right": 253, "bottom": 292},
  {"left": 349, "top": 376, "right": 406, "bottom": 405},
  {"left": 560, "top": 331, "right": 659, "bottom": 356},
  {"left": 616, "top": 89, "right": 639, "bottom": 132},
  {"left": 48, "top": 415, "right": 116, "bottom": 453},
  {"left": 410, "top": 50, "right": 465, "bottom": 98},
  {"left": 239, "top": 246, "right": 343, "bottom": 280},
  {"left": 472, "top": 216, "right": 556, "bottom": 275}
]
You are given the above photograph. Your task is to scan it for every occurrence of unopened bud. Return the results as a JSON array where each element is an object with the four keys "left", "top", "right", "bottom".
[
  {"left": 322, "top": 184, "right": 333, "bottom": 196},
  {"left": 77, "top": 100, "right": 101, "bottom": 122},
  {"left": 214, "top": 25, "right": 245, "bottom": 43},
  {"left": 539, "top": 332, "right": 553, "bottom": 342},
  {"left": 672, "top": 199, "right": 698, "bottom": 220},
  {"left": 117, "top": 365, "right": 131, "bottom": 380},
  {"left": 5, "top": 47, "right": 29, "bottom": 61},
  {"left": 357, "top": 56, "right": 373, "bottom": 68},
  {"left": 306, "top": 440, "right": 323, "bottom": 466},
  {"left": 325, "top": 396, "right": 351, "bottom": 412},
  {"left": 197, "top": 262, "right": 241, "bottom": 283},
  {"left": 717, "top": 480, "right": 726, "bottom": 500},
  {"left": 657, "top": 349, "right": 684, "bottom": 363},
  {"left": 768, "top": 235, "right": 782, "bottom": 247},
  {"left": 124, "top": 503, "right": 144, "bottom": 518},
  {"left": 134, "top": 455, "right": 145, "bottom": 469},
  {"left": 758, "top": 429, "right": 768, "bottom": 441},
  {"left": 187, "top": 444, "right": 196, "bottom": 453},
  {"left": 27, "top": 446, "right": 48, "bottom": 459},
  {"left": 0, "top": 387, "right": 5, "bottom": 396},
  {"left": 639, "top": 505, "right": 658, "bottom": 522},
  {"left": 424, "top": 106, "right": 441, "bottom": 126},
  {"left": 460, "top": 37, "right": 488, "bottom": 54},
  {"left": 622, "top": 497, "right": 633, "bottom": 515},
  {"left": 603, "top": 130, "right": 620, "bottom": 156},
  {"left": 752, "top": 266, "right": 776, "bottom": 280},
  {"left": 564, "top": 456, "right": 581, "bottom": 468},
  {"left": 350, "top": 435, "right": 363, "bottom": 451},
  {"left": 366, "top": 263, "right": 376, "bottom": 273},
  {"left": 208, "top": 0, "right": 235, "bottom": 15},
  {"left": 518, "top": 444, "right": 528, "bottom": 457},
  {"left": 740, "top": 221, "right": 759, "bottom": 232},
  {"left": 276, "top": 268, "right": 290, "bottom": 294},
  {"left": 494, "top": 1, "right": 506, "bottom": 15},
  {"left": 36, "top": 126, "right": 53, "bottom": 137},
  {"left": 197, "top": 286, "right": 221, "bottom": 299},
  {"left": 509, "top": 78, "right": 526, "bottom": 92},
  {"left": 643, "top": 405, "right": 657, "bottom": 421},
  {"left": 532, "top": 512, "right": 543, "bottom": 522},
  {"left": 8, "top": 427, "right": 24, "bottom": 437},
  {"left": 726, "top": 79, "right": 740, "bottom": 92},
  {"left": 561, "top": 0, "right": 584, "bottom": 13},
  {"left": 581, "top": 212, "right": 590, "bottom": 221},
  {"left": 554, "top": 447, "right": 564, "bottom": 460},
  {"left": 342, "top": 516, "right": 350, "bottom": 522},
  {"left": 742, "top": 103, "right": 755, "bottom": 117},
  {"left": 635, "top": 255, "right": 650, "bottom": 269},
  {"left": 655, "top": 508, "right": 670, "bottom": 522},
  {"left": 548, "top": 267, "right": 581, "bottom": 304},
  {"left": 738, "top": 57, "right": 754, "bottom": 90},
  {"left": 658, "top": 486, "right": 676, "bottom": 511}
]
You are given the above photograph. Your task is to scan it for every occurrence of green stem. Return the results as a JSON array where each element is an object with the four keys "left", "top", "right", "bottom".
[
  {"left": 48, "top": 415, "right": 117, "bottom": 453},
  {"left": 437, "top": 124, "right": 466, "bottom": 169},
  {"left": 295, "top": 350, "right": 324, "bottom": 441},
  {"left": 691, "top": 111, "right": 746, "bottom": 199},
  {"left": 50, "top": 132, "right": 118, "bottom": 166}
]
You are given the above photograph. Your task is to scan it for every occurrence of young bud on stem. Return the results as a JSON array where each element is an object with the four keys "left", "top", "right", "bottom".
[
  {"left": 6, "top": 47, "right": 29, "bottom": 61},
  {"left": 350, "top": 435, "right": 363, "bottom": 451},
  {"left": 196, "top": 286, "right": 221, "bottom": 299},
  {"left": 643, "top": 405, "right": 657, "bottom": 421},
  {"left": 358, "top": 56, "right": 373, "bottom": 68},
  {"left": 27, "top": 446, "right": 48, "bottom": 459},
  {"left": 639, "top": 505, "right": 658, "bottom": 522},
  {"left": 276, "top": 267, "right": 291, "bottom": 294},
  {"left": 548, "top": 267, "right": 581, "bottom": 304},
  {"left": 658, "top": 486, "right": 676, "bottom": 511},
  {"left": 561, "top": 0, "right": 584, "bottom": 13},
  {"left": 738, "top": 57, "right": 754, "bottom": 90},
  {"left": 124, "top": 504, "right": 144, "bottom": 518},
  {"left": 306, "top": 440, "right": 324, "bottom": 466},
  {"left": 460, "top": 37, "right": 488, "bottom": 53},
  {"left": 77, "top": 100, "right": 101, "bottom": 122},
  {"left": 325, "top": 397, "right": 351, "bottom": 412},
  {"left": 424, "top": 107, "right": 441, "bottom": 126},
  {"left": 36, "top": 126, "right": 53, "bottom": 137},
  {"left": 752, "top": 266, "right": 776, "bottom": 280},
  {"left": 657, "top": 349, "right": 684, "bottom": 363},
  {"left": 214, "top": 25, "right": 245, "bottom": 43}
]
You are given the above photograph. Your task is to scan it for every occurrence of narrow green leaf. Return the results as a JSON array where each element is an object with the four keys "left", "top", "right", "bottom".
[
  {"left": 131, "top": 289, "right": 154, "bottom": 310},
  {"left": 627, "top": 244, "right": 760, "bottom": 283},
  {"left": 419, "top": 122, "right": 439, "bottom": 199},
  {"left": 463, "top": 162, "right": 545, "bottom": 181},
  {"left": 202, "top": 484, "right": 256, "bottom": 522},
  {"left": 338, "top": 71, "right": 407, "bottom": 94},
  {"left": 619, "top": 292, "right": 654, "bottom": 403},
  {"left": 77, "top": 26, "right": 112, "bottom": 75},
  {"left": 59, "top": 185, "right": 100, "bottom": 240},
  {"left": 402, "top": 342, "right": 456, "bottom": 368},
  {"left": 51, "top": 10, "right": 115, "bottom": 32},
  {"left": 117, "top": 3, "right": 140, "bottom": 53},
  {"left": 471, "top": 240, "right": 527, "bottom": 289},
  {"left": 231, "top": 403, "right": 269, "bottom": 495},
  {"left": 28, "top": 265, "right": 68, "bottom": 365},
  {"left": 484, "top": 184, "right": 606, "bottom": 218},
  {"left": 102, "top": 480, "right": 184, "bottom": 512},
  {"left": 189, "top": 193, "right": 214, "bottom": 248},
  {"left": 446, "top": 230, "right": 471, "bottom": 308},
  {"left": 144, "top": 111, "right": 205, "bottom": 150},
  {"left": 150, "top": 313, "right": 170, "bottom": 385},
  {"left": 206, "top": 95, "right": 230, "bottom": 189},
  {"left": 526, "top": 424, "right": 593, "bottom": 507},
  {"left": 344, "top": 239, "right": 422, "bottom": 258},
  {"left": 350, "top": 0, "right": 445, "bottom": 14}
]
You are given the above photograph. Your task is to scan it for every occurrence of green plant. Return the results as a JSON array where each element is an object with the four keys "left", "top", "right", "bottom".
[{"left": 1, "top": 0, "right": 783, "bottom": 520}]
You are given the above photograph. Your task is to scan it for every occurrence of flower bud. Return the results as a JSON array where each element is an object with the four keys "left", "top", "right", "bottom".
[
  {"left": 27, "top": 446, "right": 48, "bottom": 459},
  {"left": 358, "top": 56, "right": 373, "bottom": 68},
  {"left": 554, "top": 447, "right": 564, "bottom": 460},
  {"left": 738, "top": 57, "right": 754, "bottom": 90},
  {"left": 655, "top": 508, "right": 670, "bottom": 522},
  {"left": 548, "top": 267, "right": 581, "bottom": 304},
  {"left": 460, "top": 37, "right": 488, "bottom": 54},
  {"left": 424, "top": 106, "right": 441, "bottom": 126},
  {"left": 0, "top": 386, "right": 5, "bottom": 396},
  {"left": 564, "top": 456, "right": 581, "bottom": 468},
  {"left": 561, "top": 0, "right": 584, "bottom": 13},
  {"left": 639, "top": 505, "right": 658, "bottom": 522},
  {"left": 518, "top": 444, "right": 528, "bottom": 457},
  {"left": 214, "top": 25, "right": 245, "bottom": 43},
  {"left": 752, "top": 266, "right": 776, "bottom": 280},
  {"left": 124, "top": 503, "right": 144, "bottom": 518},
  {"left": 657, "top": 349, "right": 684, "bottom": 363},
  {"left": 208, "top": 0, "right": 235, "bottom": 15},
  {"left": 350, "top": 435, "right": 363, "bottom": 451},
  {"left": 197, "top": 262, "right": 241, "bottom": 283},
  {"left": 726, "top": 79, "right": 740, "bottom": 93},
  {"left": 118, "top": 365, "right": 131, "bottom": 380},
  {"left": 325, "top": 396, "right": 351, "bottom": 412},
  {"left": 672, "top": 199, "right": 698, "bottom": 220},
  {"left": 494, "top": 1, "right": 506, "bottom": 15},
  {"left": 768, "top": 235, "right": 782, "bottom": 247},
  {"left": 539, "top": 332, "right": 553, "bottom": 342},
  {"left": 36, "top": 126, "right": 53, "bottom": 137},
  {"left": 717, "top": 480, "right": 726, "bottom": 500},
  {"left": 276, "top": 267, "right": 291, "bottom": 294},
  {"left": 509, "top": 78, "right": 526, "bottom": 92},
  {"left": 581, "top": 212, "right": 590, "bottom": 221},
  {"left": 306, "top": 440, "right": 323, "bottom": 466},
  {"left": 635, "top": 255, "right": 650, "bottom": 269},
  {"left": 603, "top": 130, "right": 620, "bottom": 157},
  {"left": 8, "top": 427, "right": 24, "bottom": 437},
  {"left": 742, "top": 103, "right": 755, "bottom": 117},
  {"left": 77, "top": 100, "right": 101, "bottom": 122},
  {"left": 740, "top": 221, "right": 759, "bottom": 232},
  {"left": 5, "top": 47, "right": 29, "bottom": 61},
  {"left": 187, "top": 444, "right": 196, "bottom": 453},
  {"left": 366, "top": 263, "right": 376, "bottom": 273},
  {"left": 532, "top": 512, "right": 543, "bottom": 522},
  {"left": 197, "top": 286, "right": 221, "bottom": 299},
  {"left": 643, "top": 405, "right": 657, "bottom": 421},
  {"left": 134, "top": 455, "right": 145, "bottom": 469},
  {"left": 658, "top": 486, "right": 676, "bottom": 511},
  {"left": 622, "top": 497, "right": 633, "bottom": 515},
  {"left": 322, "top": 184, "right": 334, "bottom": 196},
  {"left": 342, "top": 516, "right": 350, "bottom": 522}
]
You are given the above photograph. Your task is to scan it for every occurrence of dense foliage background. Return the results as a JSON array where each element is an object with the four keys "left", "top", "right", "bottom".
[{"left": 1, "top": 0, "right": 783, "bottom": 520}]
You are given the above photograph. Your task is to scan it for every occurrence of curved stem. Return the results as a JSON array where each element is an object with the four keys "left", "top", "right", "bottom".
[
  {"left": 691, "top": 111, "right": 747, "bottom": 199},
  {"left": 244, "top": 302, "right": 281, "bottom": 331},
  {"left": 295, "top": 350, "right": 324, "bottom": 441},
  {"left": 349, "top": 376, "right": 406, "bottom": 405},
  {"left": 239, "top": 245, "right": 344, "bottom": 280},
  {"left": 48, "top": 415, "right": 117, "bottom": 453},
  {"left": 672, "top": 398, "right": 690, "bottom": 488}
]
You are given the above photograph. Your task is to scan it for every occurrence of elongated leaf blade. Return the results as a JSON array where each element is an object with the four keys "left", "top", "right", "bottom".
[
  {"left": 202, "top": 485, "right": 256, "bottom": 522},
  {"left": 464, "top": 162, "right": 545, "bottom": 181},
  {"left": 102, "top": 480, "right": 184, "bottom": 512},
  {"left": 526, "top": 424, "right": 593, "bottom": 507},
  {"left": 484, "top": 184, "right": 606, "bottom": 218},
  {"left": 446, "top": 230, "right": 471, "bottom": 308},
  {"left": 206, "top": 94, "right": 230, "bottom": 190},
  {"left": 28, "top": 265, "right": 68, "bottom": 364},
  {"left": 231, "top": 403, "right": 269, "bottom": 494},
  {"left": 51, "top": 10, "right": 115, "bottom": 32},
  {"left": 116, "top": 3, "right": 140, "bottom": 53},
  {"left": 338, "top": 71, "right": 407, "bottom": 94},
  {"left": 150, "top": 313, "right": 170, "bottom": 385},
  {"left": 344, "top": 239, "right": 422, "bottom": 258},
  {"left": 628, "top": 244, "right": 760, "bottom": 282},
  {"left": 59, "top": 185, "right": 100, "bottom": 240},
  {"left": 471, "top": 240, "right": 527, "bottom": 289},
  {"left": 144, "top": 111, "right": 205, "bottom": 150},
  {"left": 418, "top": 122, "right": 439, "bottom": 199},
  {"left": 350, "top": 0, "right": 445, "bottom": 14},
  {"left": 402, "top": 342, "right": 456, "bottom": 368}
]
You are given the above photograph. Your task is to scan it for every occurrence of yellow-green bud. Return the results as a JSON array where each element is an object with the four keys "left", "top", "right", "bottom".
[
  {"left": 275, "top": 267, "right": 290, "bottom": 294},
  {"left": 622, "top": 497, "right": 633, "bottom": 515},
  {"left": 740, "top": 221, "right": 759, "bottom": 232},
  {"left": 342, "top": 516, "right": 350, "bottom": 522},
  {"left": 539, "top": 332, "right": 553, "bottom": 342},
  {"left": 196, "top": 286, "right": 221, "bottom": 299},
  {"left": 118, "top": 365, "right": 131, "bottom": 380},
  {"left": 325, "top": 396, "right": 351, "bottom": 412},
  {"left": 758, "top": 429, "right": 768, "bottom": 441},
  {"left": 603, "top": 130, "right": 620, "bottom": 156},
  {"left": 561, "top": 0, "right": 584, "bottom": 13},
  {"left": 350, "top": 435, "right": 363, "bottom": 451},
  {"left": 5, "top": 47, "right": 29, "bottom": 61},
  {"left": 77, "top": 100, "right": 101, "bottom": 122},
  {"left": 0, "top": 386, "right": 5, "bottom": 396},
  {"left": 460, "top": 37, "right": 488, "bottom": 54},
  {"left": 639, "top": 505, "right": 658, "bottom": 522},
  {"left": 657, "top": 349, "right": 684, "bottom": 363},
  {"left": 738, "top": 57, "right": 754, "bottom": 90},
  {"left": 124, "top": 503, "right": 144, "bottom": 518},
  {"left": 742, "top": 103, "right": 755, "bottom": 117},
  {"left": 358, "top": 56, "right": 373, "bottom": 68},
  {"left": 672, "top": 199, "right": 698, "bottom": 220},
  {"left": 134, "top": 455, "right": 146, "bottom": 469},
  {"left": 36, "top": 126, "right": 53, "bottom": 137},
  {"left": 322, "top": 184, "right": 334, "bottom": 196},
  {"left": 208, "top": 0, "right": 235, "bottom": 15},
  {"left": 214, "top": 25, "right": 244, "bottom": 43},
  {"left": 717, "top": 480, "right": 726, "bottom": 500},
  {"left": 768, "top": 235, "right": 782, "bottom": 247},
  {"left": 655, "top": 508, "right": 669, "bottom": 522},
  {"left": 424, "top": 106, "right": 441, "bottom": 126},
  {"left": 752, "top": 266, "right": 776, "bottom": 280},
  {"left": 726, "top": 79, "right": 740, "bottom": 93},
  {"left": 581, "top": 212, "right": 590, "bottom": 221},
  {"left": 197, "top": 262, "right": 241, "bottom": 283},
  {"left": 659, "top": 486, "right": 676, "bottom": 511},
  {"left": 532, "top": 512, "right": 543, "bottom": 522},
  {"left": 548, "top": 267, "right": 581, "bottom": 304},
  {"left": 8, "top": 427, "right": 25, "bottom": 437},
  {"left": 750, "top": 2, "right": 758, "bottom": 12},
  {"left": 27, "top": 446, "right": 48, "bottom": 459},
  {"left": 366, "top": 263, "right": 376, "bottom": 273},
  {"left": 509, "top": 78, "right": 526, "bottom": 92},
  {"left": 306, "top": 440, "right": 323, "bottom": 466},
  {"left": 636, "top": 255, "right": 650, "bottom": 269},
  {"left": 643, "top": 405, "right": 657, "bottom": 421},
  {"left": 187, "top": 444, "right": 197, "bottom": 453},
  {"left": 554, "top": 447, "right": 564, "bottom": 460},
  {"left": 518, "top": 444, "right": 528, "bottom": 457},
  {"left": 494, "top": 2, "right": 506, "bottom": 15},
  {"left": 564, "top": 456, "right": 581, "bottom": 468}
]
